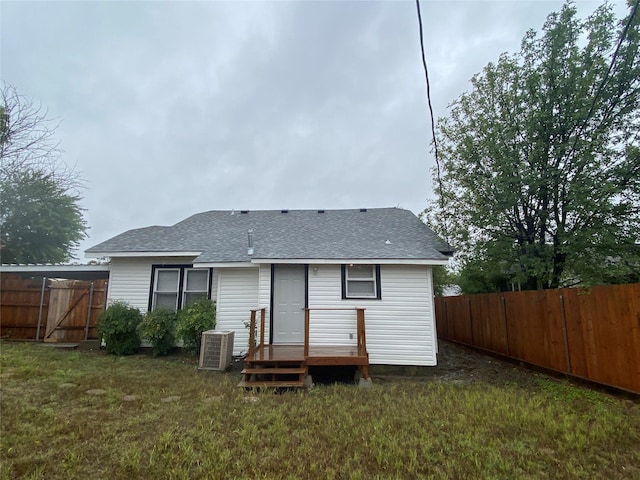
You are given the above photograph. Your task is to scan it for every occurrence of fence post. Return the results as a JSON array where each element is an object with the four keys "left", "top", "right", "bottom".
[
  {"left": 559, "top": 294, "right": 572, "bottom": 374},
  {"left": 84, "top": 282, "right": 95, "bottom": 340},
  {"left": 501, "top": 296, "right": 510, "bottom": 356},
  {"left": 441, "top": 299, "right": 448, "bottom": 339},
  {"left": 35, "top": 277, "right": 47, "bottom": 340}
]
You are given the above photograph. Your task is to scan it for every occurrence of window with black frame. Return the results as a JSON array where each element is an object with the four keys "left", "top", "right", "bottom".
[
  {"left": 150, "top": 266, "right": 210, "bottom": 311},
  {"left": 341, "top": 264, "right": 381, "bottom": 300}
]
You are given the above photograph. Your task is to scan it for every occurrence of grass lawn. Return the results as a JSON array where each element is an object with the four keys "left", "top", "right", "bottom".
[{"left": 1, "top": 341, "right": 639, "bottom": 480}]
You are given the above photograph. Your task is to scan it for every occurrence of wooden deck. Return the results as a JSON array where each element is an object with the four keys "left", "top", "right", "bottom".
[
  {"left": 240, "top": 307, "right": 369, "bottom": 389},
  {"left": 245, "top": 344, "right": 369, "bottom": 366}
]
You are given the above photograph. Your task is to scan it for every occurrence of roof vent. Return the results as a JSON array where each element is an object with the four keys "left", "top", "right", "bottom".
[
  {"left": 281, "top": 209, "right": 289, "bottom": 213},
  {"left": 240, "top": 210, "right": 249, "bottom": 214},
  {"left": 360, "top": 208, "right": 367, "bottom": 212},
  {"left": 317, "top": 209, "right": 325, "bottom": 213},
  {"left": 247, "top": 229, "right": 254, "bottom": 256}
]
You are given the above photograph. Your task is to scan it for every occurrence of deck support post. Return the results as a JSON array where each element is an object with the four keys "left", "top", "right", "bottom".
[
  {"left": 356, "top": 308, "right": 367, "bottom": 355},
  {"left": 356, "top": 308, "right": 368, "bottom": 379},
  {"left": 248, "top": 309, "right": 257, "bottom": 358},
  {"left": 259, "top": 308, "right": 265, "bottom": 348}
]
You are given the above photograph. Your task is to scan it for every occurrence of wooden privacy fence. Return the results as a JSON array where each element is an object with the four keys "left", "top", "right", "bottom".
[
  {"left": 435, "top": 283, "right": 640, "bottom": 394},
  {"left": 1, "top": 277, "right": 108, "bottom": 342}
]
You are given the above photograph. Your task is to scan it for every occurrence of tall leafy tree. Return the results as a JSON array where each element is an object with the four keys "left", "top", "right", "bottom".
[
  {"left": 426, "top": 1, "right": 640, "bottom": 291},
  {"left": 0, "top": 170, "right": 86, "bottom": 263},
  {"left": 0, "top": 84, "right": 87, "bottom": 263}
]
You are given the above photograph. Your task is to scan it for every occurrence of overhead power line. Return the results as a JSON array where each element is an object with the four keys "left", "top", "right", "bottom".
[
  {"left": 585, "top": 0, "right": 639, "bottom": 124},
  {"left": 415, "top": 0, "right": 448, "bottom": 237},
  {"left": 564, "top": 0, "right": 638, "bottom": 164}
]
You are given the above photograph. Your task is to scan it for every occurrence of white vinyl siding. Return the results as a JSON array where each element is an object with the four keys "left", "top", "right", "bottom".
[
  {"left": 257, "top": 264, "right": 271, "bottom": 344},
  {"left": 107, "top": 257, "right": 216, "bottom": 312},
  {"left": 216, "top": 267, "right": 259, "bottom": 356},
  {"left": 107, "top": 257, "right": 186, "bottom": 311},
  {"left": 307, "top": 264, "right": 436, "bottom": 366}
]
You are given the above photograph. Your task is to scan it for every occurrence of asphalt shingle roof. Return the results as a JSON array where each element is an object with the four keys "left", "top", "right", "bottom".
[{"left": 86, "top": 208, "right": 452, "bottom": 263}]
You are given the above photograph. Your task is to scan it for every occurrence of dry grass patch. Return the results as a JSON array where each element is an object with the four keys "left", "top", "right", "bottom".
[{"left": 1, "top": 342, "right": 639, "bottom": 479}]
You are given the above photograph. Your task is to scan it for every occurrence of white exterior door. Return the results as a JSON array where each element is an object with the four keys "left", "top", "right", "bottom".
[{"left": 272, "top": 265, "right": 306, "bottom": 344}]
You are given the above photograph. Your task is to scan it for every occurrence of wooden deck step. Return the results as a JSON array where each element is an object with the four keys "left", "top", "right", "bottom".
[
  {"left": 244, "top": 359, "right": 304, "bottom": 366},
  {"left": 241, "top": 367, "right": 307, "bottom": 375},
  {"left": 238, "top": 379, "right": 305, "bottom": 388}
]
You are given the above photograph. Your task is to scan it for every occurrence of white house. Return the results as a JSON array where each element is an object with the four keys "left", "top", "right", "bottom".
[{"left": 85, "top": 208, "right": 452, "bottom": 366}]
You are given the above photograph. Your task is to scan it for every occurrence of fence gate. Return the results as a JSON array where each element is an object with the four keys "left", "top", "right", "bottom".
[{"left": 43, "top": 279, "right": 108, "bottom": 343}]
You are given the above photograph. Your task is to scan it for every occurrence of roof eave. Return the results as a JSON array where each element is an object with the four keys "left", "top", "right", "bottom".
[
  {"left": 85, "top": 251, "right": 203, "bottom": 259},
  {"left": 245, "top": 258, "right": 450, "bottom": 265},
  {"left": 0, "top": 264, "right": 110, "bottom": 272}
]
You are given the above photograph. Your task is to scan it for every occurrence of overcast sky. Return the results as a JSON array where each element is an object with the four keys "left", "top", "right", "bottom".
[{"left": 1, "top": 0, "right": 628, "bottom": 261}]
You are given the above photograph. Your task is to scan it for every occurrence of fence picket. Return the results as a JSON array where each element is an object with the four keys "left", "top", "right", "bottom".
[{"left": 435, "top": 283, "right": 640, "bottom": 394}]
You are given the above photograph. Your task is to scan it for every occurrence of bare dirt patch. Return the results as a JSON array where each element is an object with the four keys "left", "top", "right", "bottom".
[
  {"left": 160, "top": 395, "right": 181, "bottom": 403},
  {"left": 426, "top": 340, "right": 534, "bottom": 385},
  {"left": 367, "top": 339, "right": 539, "bottom": 388},
  {"left": 85, "top": 389, "right": 106, "bottom": 396},
  {"left": 58, "top": 383, "right": 77, "bottom": 389}
]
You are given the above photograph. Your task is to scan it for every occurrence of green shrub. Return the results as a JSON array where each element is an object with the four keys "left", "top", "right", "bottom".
[
  {"left": 176, "top": 299, "right": 216, "bottom": 354},
  {"left": 97, "top": 301, "right": 142, "bottom": 355},
  {"left": 138, "top": 308, "right": 177, "bottom": 356}
]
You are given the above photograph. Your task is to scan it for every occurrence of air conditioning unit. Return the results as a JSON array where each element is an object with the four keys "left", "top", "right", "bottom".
[{"left": 199, "top": 330, "right": 235, "bottom": 371}]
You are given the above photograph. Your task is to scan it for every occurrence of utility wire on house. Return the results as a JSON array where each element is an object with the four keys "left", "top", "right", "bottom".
[{"left": 415, "top": 0, "right": 449, "bottom": 241}]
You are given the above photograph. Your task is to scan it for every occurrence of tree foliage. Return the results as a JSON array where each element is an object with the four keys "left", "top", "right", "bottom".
[
  {"left": 0, "top": 169, "right": 86, "bottom": 263},
  {"left": 431, "top": 265, "right": 460, "bottom": 296},
  {"left": 0, "top": 84, "right": 87, "bottom": 263},
  {"left": 426, "top": 2, "right": 640, "bottom": 291}
]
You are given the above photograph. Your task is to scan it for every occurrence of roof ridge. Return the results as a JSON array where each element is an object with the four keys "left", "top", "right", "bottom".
[{"left": 190, "top": 206, "right": 403, "bottom": 215}]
